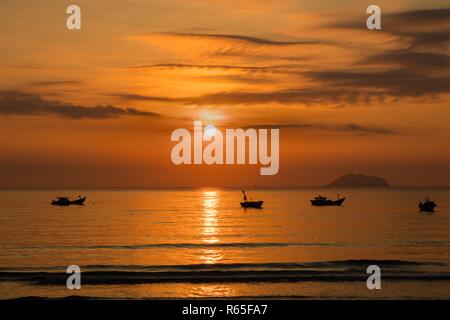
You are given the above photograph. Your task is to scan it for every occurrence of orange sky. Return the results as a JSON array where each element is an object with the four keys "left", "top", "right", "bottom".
[{"left": 0, "top": 0, "right": 449, "bottom": 187}]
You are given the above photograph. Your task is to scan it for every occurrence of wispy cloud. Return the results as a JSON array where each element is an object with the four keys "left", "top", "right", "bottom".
[
  {"left": 385, "top": 8, "right": 450, "bottom": 27},
  {"left": 110, "top": 93, "right": 179, "bottom": 103},
  {"left": 380, "top": 8, "right": 450, "bottom": 48},
  {"left": 110, "top": 88, "right": 369, "bottom": 106},
  {"left": 361, "top": 50, "right": 450, "bottom": 69},
  {"left": 331, "top": 8, "right": 450, "bottom": 48},
  {"left": 112, "top": 69, "right": 448, "bottom": 106},
  {"left": 145, "top": 32, "right": 324, "bottom": 46},
  {"left": 242, "top": 122, "right": 397, "bottom": 135},
  {"left": 186, "top": 88, "right": 369, "bottom": 105},
  {"left": 129, "top": 63, "right": 296, "bottom": 72},
  {"left": 132, "top": 32, "right": 334, "bottom": 61},
  {"left": 306, "top": 68, "right": 449, "bottom": 98},
  {"left": 25, "top": 80, "right": 83, "bottom": 88},
  {"left": 126, "top": 9, "right": 449, "bottom": 106},
  {"left": 0, "top": 91, "right": 161, "bottom": 120}
]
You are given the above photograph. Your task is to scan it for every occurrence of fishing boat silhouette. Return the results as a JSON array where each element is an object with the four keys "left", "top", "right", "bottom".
[
  {"left": 51, "top": 195, "right": 86, "bottom": 206},
  {"left": 418, "top": 197, "right": 436, "bottom": 212},
  {"left": 311, "top": 194, "right": 345, "bottom": 206},
  {"left": 240, "top": 190, "right": 263, "bottom": 209}
]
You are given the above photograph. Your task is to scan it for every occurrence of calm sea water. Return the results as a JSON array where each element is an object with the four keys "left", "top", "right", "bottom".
[{"left": 0, "top": 188, "right": 449, "bottom": 299}]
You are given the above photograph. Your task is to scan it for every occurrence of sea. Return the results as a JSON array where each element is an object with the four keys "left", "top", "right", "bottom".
[{"left": 0, "top": 188, "right": 449, "bottom": 299}]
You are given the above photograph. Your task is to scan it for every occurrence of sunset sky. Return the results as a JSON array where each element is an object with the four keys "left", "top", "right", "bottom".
[{"left": 0, "top": 0, "right": 449, "bottom": 188}]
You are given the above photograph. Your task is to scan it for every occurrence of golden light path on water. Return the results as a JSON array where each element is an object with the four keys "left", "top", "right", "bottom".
[
  {"left": 196, "top": 190, "right": 237, "bottom": 297},
  {"left": 201, "top": 191, "right": 222, "bottom": 264}
]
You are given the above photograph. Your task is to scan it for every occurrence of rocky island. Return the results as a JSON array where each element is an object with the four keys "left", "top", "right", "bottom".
[{"left": 327, "top": 173, "right": 390, "bottom": 187}]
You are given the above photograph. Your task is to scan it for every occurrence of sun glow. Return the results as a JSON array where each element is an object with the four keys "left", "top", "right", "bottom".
[
  {"left": 204, "top": 124, "right": 217, "bottom": 138},
  {"left": 197, "top": 109, "right": 225, "bottom": 122}
]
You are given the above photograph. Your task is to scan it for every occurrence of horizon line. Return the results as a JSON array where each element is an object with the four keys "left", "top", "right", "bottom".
[{"left": 1, "top": 185, "right": 450, "bottom": 191}]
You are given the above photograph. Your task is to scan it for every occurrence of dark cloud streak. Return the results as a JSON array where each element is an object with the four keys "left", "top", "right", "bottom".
[
  {"left": 0, "top": 91, "right": 160, "bottom": 120},
  {"left": 306, "top": 69, "right": 450, "bottom": 97},
  {"left": 241, "top": 122, "right": 397, "bottom": 135},
  {"left": 153, "top": 32, "right": 324, "bottom": 46},
  {"left": 362, "top": 50, "right": 450, "bottom": 69},
  {"left": 25, "top": 80, "right": 83, "bottom": 88},
  {"left": 129, "top": 63, "right": 299, "bottom": 73},
  {"left": 331, "top": 8, "right": 450, "bottom": 48}
]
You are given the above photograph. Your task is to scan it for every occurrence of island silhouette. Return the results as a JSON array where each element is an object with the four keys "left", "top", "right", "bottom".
[{"left": 327, "top": 173, "right": 390, "bottom": 187}]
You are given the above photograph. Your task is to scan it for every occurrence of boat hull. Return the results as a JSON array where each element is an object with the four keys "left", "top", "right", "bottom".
[
  {"left": 419, "top": 202, "right": 436, "bottom": 212},
  {"left": 51, "top": 197, "right": 86, "bottom": 206},
  {"left": 240, "top": 201, "right": 263, "bottom": 208},
  {"left": 70, "top": 197, "right": 86, "bottom": 205},
  {"left": 311, "top": 197, "right": 345, "bottom": 206},
  {"left": 51, "top": 200, "right": 70, "bottom": 206}
]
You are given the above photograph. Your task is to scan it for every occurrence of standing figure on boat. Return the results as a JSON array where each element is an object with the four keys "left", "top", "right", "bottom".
[{"left": 240, "top": 190, "right": 263, "bottom": 209}]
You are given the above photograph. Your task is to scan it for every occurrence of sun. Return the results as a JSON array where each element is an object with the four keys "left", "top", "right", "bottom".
[{"left": 204, "top": 124, "right": 217, "bottom": 138}]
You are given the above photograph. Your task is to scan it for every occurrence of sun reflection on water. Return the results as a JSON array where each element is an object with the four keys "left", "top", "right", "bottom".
[
  {"left": 191, "top": 284, "right": 236, "bottom": 298},
  {"left": 201, "top": 191, "right": 222, "bottom": 264}
]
